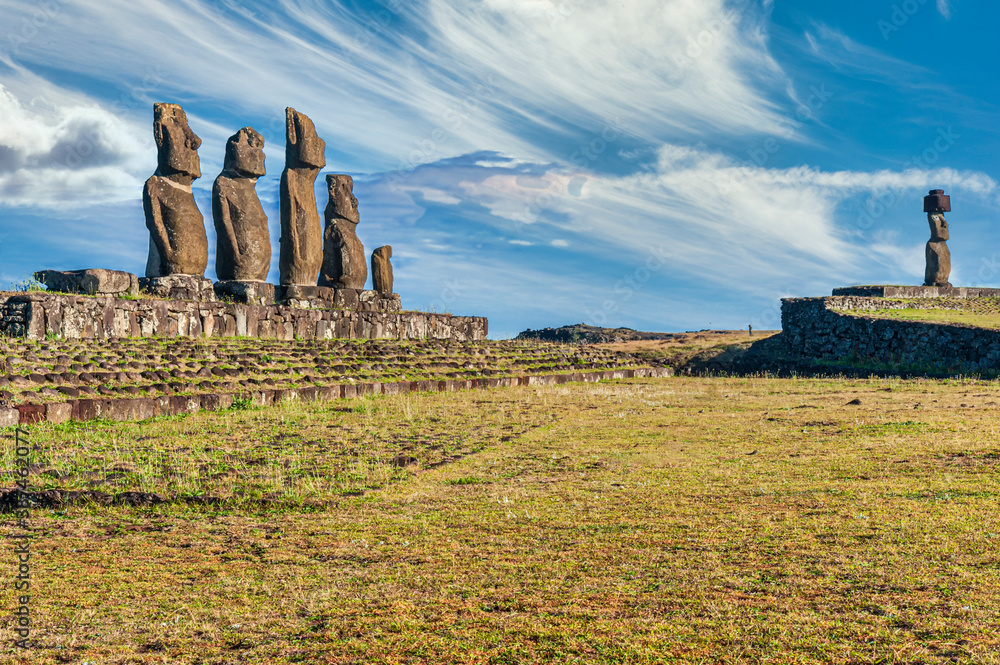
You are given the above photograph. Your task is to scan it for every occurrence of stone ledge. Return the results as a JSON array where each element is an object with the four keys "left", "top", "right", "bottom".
[
  {"left": 35, "top": 269, "right": 139, "bottom": 297},
  {"left": 0, "top": 291, "right": 484, "bottom": 341},
  {"left": 140, "top": 275, "right": 218, "bottom": 302},
  {"left": 832, "top": 285, "right": 1000, "bottom": 298},
  {"left": 214, "top": 280, "right": 275, "bottom": 305},
  {"left": 1, "top": 367, "right": 673, "bottom": 426},
  {"left": 781, "top": 296, "right": 1000, "bottom": 375}
]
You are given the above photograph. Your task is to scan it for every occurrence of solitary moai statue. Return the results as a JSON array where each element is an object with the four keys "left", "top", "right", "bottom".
[
  {"left": 279, "top": 108, "right": 325, "bottom": 286},
  {"left": 371, "top": 245, "right": 394, "bottom": 295},
  {"left": 213, "top": 128, "right": 270, "bottom": 281},
  {"left": 319, "top": 174, "right": 367, "bottom": 289},
  {"left": 143, "top": 103, "right": 208, "bottom": 277},
  {"left": 924, "top": 189, "right": 952, "bottom": 287}
]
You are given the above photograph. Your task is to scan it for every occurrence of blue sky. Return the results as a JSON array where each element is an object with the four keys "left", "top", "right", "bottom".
[{"left": 1, "top": 0, "right": 997, "bottom": 338}]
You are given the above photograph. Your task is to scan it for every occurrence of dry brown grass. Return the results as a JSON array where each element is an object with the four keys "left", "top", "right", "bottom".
[
  {"left": 2, "top": 375, "right": 999, "bottom": 663},
  {"left": 595, "top": 330, "right": 780, "bottom": 369}
]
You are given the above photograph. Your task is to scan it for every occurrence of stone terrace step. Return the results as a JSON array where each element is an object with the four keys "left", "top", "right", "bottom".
[{"left": 0, "top": 337, "right": 670, "bottom": 425}]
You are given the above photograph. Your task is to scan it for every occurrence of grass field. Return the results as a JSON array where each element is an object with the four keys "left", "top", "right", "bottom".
[
  {"left": 595, "top": 330, "right": 781, "bottom": 369},
  {"left": 842, "top": 298, "right": 1000, "bottom": 331},
  {"left": 2, "top": 375, "right": 1000, "bottom": 663}
]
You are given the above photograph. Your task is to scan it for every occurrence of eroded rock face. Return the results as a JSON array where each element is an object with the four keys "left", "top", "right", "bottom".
[
  {"left": 143, "top": 103, "right": 208, "bottom": 278},
  {"left": 319, "top": 174, "right": 367, "bottom": 289},
  {"left": 278, "top": 108, "right": 325, "bottom": 286},
  {"left": 924, "top": 213, "right": 952, "bottom": 287},
  {"left": 213, "top": 127, "right": 270, "bottom": 281},
  {"left": 371, "top": 245, "right": 393, "bottom": 295},
  {"left": 34, "top": 269, "right": 139, "bottom": 297}
]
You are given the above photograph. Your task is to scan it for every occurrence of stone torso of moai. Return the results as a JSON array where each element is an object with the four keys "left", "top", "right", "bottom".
[
  {"left": 278, "top": 108, "right": 326, "bottom": 286},
  {"left": 924, "top": 189, "right": 952, "bottom": 287},
  {"left": 371, "top": 245, "right": 393, "bottom": 295},
  {"left": 319, "top": 174, "right": 367, "bottom": 289},
  {"left": 213, "top": 128, "right": 270, "bottom": 281},
  {"left": 143, "top": 103, "right": 208, "bottom": 277}
]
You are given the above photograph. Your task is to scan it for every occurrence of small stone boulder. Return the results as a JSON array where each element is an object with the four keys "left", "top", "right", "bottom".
[{"left": 35, "top": 269, "right": 139, "bottom": 297}]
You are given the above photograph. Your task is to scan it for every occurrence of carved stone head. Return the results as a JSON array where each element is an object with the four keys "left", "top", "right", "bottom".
[
  {"left": 224, "top": 127, "right": 266, "bottom": 178},
  {"left": 153, "top": 103, "right": 201, "bottom": 180},
  {"left": 928, "top": 213, "right": 949, "bottom": 241},
  {"left": 326, "top": 174, "right": 359, "bottom": 224},
  {"left": 285, "top": 107, "right": 326, "bottom": 169}
]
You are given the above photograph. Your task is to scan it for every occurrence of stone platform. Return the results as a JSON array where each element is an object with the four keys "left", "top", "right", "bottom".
[
  {"left": 0, "top": 292, "right": 486, "bottom": 342},
  {"left": 832, "top": 285, "right": 1000, "bottom": 298}
]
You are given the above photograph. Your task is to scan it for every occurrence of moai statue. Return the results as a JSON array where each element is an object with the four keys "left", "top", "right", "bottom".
[
  {"left": 319, "top": 174, "right": 367, "bottom": 289},
  {"left": 278, "top": 108, "right": 326, "bottom": 286},
  {"left": 213, "top": 128, "right": 270, "bottom": 281},
  {"left": 371, "top": 245, "right": 394, "bottom": 295},
  {"left": 923, "top": 189, "right": 952, "bottom": 287},
  {"left": 143, "top": 103, "right": 208, "bottom": 277}
]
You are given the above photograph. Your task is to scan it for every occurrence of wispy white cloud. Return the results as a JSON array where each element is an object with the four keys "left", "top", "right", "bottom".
[
  {"left": 447, "top": 143, "right": 997, "bottom": 289},
  {"left": 937, "top": 0, "right": 952, "bottom": 19},
  {"left": 0, "top": 85, "right": 148, "bottom": 206},
  {"left": 0, "top": 0, "right": 796, "bottom": 202}
]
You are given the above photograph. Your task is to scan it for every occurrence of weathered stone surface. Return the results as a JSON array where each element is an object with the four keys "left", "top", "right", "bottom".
[
  {"left": 832, "top": 285, "right": 1000, "bottom": 298},
  {"left": 276, "top": 285, "right": 334, "bottom": 309},
  {"left": 46, "top": 402, "right": 73, "bottom": 424},
  {"left": 144, "top": 103, "right": 208, "bottom": 278},
  {"left": 279, "top": 108, "right": 325, "bottom": 286},
  {"left": 35, "top": 269, "right": 139, "bottom": 297},
  {"left": 924, "top": 213, "right": 951, "bottom": 287},
  {"left": 782, "top": 296, "right": 1000, "bottom": 375},
  {"left": 23, "top": 365, "right": 648, "bottom": 425},
  {"left": 214, "top": 280, "right": 275, "bottom": 306},
  {"left": 17, "top": 404, "right": 46, "bottom": 425},
  {"left": 0, "top": 407, "right": 19, "bottom": 428},
  {"left": 2, "top": 292, "right": 487, "bottom": 342},
  {"left": 213, "top": 127, "right": 270, "bottom": 281},
  {"left": 319, "top": 174, "right": 367, "bottom": 289},
  {"left": 371, "top": 245, "right": 393, "bottom": 295},
  {"left": 139, "top": 275, "right": 217, "bottom": 302}
]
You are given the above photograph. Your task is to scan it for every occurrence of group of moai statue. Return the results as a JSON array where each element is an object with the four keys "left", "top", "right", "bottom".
[{"left": 143, "top": 103, "right": 393, "bottom": 294}]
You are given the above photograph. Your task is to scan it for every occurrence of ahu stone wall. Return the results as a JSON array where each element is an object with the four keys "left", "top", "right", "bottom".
[
  {"left": 781, "top": 297, "right": 1000, "bottom": 374},
  {"left": 0, "top": 292, "right": 487, "bottom": 342}
]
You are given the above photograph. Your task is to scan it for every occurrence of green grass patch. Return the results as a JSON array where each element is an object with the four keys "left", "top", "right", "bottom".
[{"left": 3, "top": 376, "right": 1000, "bottom": 662}]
